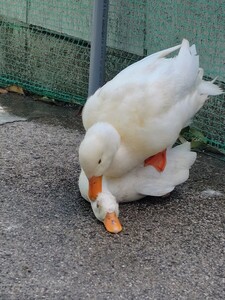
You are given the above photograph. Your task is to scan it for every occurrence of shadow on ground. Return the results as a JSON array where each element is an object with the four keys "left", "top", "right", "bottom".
[{"left": 1, "top": 94, "right": 225, "bottom": 300}]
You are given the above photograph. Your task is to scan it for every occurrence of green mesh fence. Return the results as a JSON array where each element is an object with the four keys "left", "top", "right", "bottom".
[
  {"left": 0, "top": 0, "right": 225, "bottom": 153},
  {"left": 106, "top": 0, "right": 225, "bottom": 153},
  {"left": 0, "top": 0, "right": 92, "bottom": 104}
]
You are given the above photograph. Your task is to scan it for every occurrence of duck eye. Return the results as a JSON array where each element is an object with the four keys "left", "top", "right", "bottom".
[{"left": 98, "top": 159, "right": 102, "bottom": 164}]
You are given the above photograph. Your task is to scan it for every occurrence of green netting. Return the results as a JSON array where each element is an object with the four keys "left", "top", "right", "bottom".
[
  {"left": 0, "top": 0, "right": 225, "bottom": 153},
  {"left": 106, "top": 0, "right": 225, "bottom": 153},
  {"left": 0, "top": 0, "right": 92, "bottom": 104}
]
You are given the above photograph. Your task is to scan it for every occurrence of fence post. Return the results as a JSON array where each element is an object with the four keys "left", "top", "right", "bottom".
[{"left": 88, "top": 0, "right": 109, "bottom": 97}]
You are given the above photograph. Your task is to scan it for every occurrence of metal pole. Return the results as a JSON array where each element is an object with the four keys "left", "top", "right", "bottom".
[{"left": 88, "top": 0, "right": 109, "bottom": 97}]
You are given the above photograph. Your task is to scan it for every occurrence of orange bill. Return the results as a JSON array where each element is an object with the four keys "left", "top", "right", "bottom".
[
  {"left": 144, "top": 149, "right": 167, "bottom": 172},
  {"left": 88, "top": 176, "right": 102, "bottom": 201},
  {"left": 103, "top": 212, "right": 122, "bottom": 234}
]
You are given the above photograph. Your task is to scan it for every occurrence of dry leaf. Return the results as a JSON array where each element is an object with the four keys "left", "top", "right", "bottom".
[
  {"left": 6, "top": 85, "right": 24, "bottom": 95},
  {"left": 0, "top": 88, "right": 8, "bottom": 94}
]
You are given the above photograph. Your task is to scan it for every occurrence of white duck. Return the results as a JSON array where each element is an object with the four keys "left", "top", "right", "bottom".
[
  {"left": 79, "top": 142, "right": 197, "bottom": 233},
  {"left": 79, "top": 39, "right": 222, "bottom": 231}
]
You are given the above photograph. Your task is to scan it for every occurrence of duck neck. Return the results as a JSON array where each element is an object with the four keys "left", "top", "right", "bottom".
[{"left": 105, "top": 144, "right": 141, "bottom": 177}]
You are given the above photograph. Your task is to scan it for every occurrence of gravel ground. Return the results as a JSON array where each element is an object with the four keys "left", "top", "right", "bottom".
[{"left": 0, "top": 94, "right": 225, "bottom": 300}]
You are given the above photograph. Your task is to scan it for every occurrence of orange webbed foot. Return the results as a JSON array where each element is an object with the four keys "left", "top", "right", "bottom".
[{"left": 144, "top": 149, "right": 167, "bottom": 172}]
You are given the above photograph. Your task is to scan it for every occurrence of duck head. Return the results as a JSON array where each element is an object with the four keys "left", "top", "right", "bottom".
[
  {"left": 79, "top": 169, "right": 122, "bottom": 233},
  {"left": 91, "top": 192, "right": 122, "bottom": 233},
  {"left": 79, "top": 122, "right": 120, "bottom": 201}
]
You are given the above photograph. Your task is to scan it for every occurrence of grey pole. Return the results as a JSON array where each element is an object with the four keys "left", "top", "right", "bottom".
[{"left": 88, "top": 0, "right": 109, "bottom": 97}]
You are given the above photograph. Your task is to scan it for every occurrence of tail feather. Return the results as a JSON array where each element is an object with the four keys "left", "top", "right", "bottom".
[
  {"left": 175, "top": 39, "right": 199, "bottom": 92},
  {"left": 199, "top": 80, "right": 223, "bottom": 96},
  {"left": 138, "top": 43, "right": 182, "bottom": 65},
  {"left": 175, "top": 39, "right": 223, "bottom": 97},
  {"left": 156, "top": 43, "right": 182, "bottom": 59},
  {"left": 190, "top": 44, "right": 197, "bottom": 56}
]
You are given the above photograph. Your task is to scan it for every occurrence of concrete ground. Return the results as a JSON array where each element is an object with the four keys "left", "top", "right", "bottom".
[{"left": 0, "top": 93, "right": 225, "bottom": 300}]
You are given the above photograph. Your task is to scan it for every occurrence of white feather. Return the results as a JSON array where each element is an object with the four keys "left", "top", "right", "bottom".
[{"left": 79, "top": 143, "right": 197, "bottom": 221}]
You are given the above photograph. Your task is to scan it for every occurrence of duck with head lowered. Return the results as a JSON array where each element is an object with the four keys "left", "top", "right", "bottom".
[
  {"left": 79, "top": 39, "right": 222, "bottom": 232},
  {"left": 79, "top": 142, "right": 197, "bottom": 233}
]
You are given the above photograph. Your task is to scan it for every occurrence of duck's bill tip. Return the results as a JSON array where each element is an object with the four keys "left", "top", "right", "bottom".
[{"left": 103, "top": 212, "right": 122, "bottom": 234}]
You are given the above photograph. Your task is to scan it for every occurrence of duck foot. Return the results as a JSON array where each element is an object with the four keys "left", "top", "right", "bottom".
[{"left": 144, "top": 149, "right": 167, "bottom": 172}]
